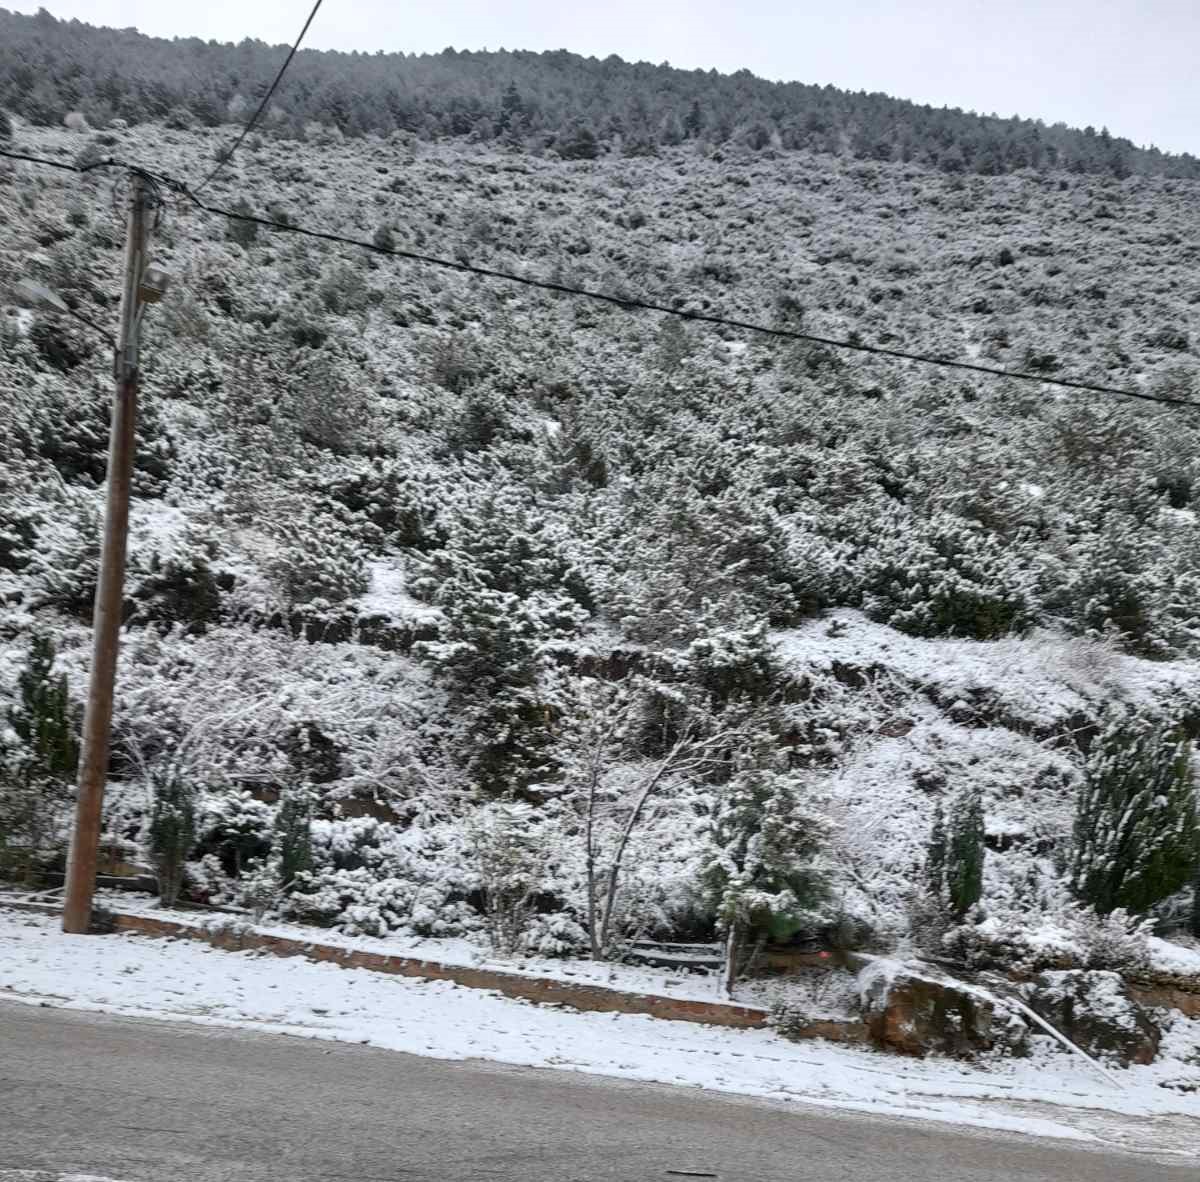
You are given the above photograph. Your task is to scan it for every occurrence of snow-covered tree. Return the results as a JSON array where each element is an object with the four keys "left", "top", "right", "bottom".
[
  {"left": 468, "top": 800, "right": 548, "bottom": 953},
  {"left": 146, "top": 761, "right": 197, "bottom": 908},
  {"left": 274, "top": 786, "right": 315, "bottom": 891},
  {"left": 1071, "top": 708, "right": 1200, "bottom": 916},
  {"left": 0, "top": 634, "right": 79, "bottom": 881},
  {"left": 700, "top": 746, "right": 826, "bottom": 993},
  {"left": 946, "top": 783, "right": 985, "bottom": 920}
]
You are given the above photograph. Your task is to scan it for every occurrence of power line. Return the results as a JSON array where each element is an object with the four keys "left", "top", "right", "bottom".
[
  {"left": 0, "top": 147, "right": 165, "bottom": 185},
  {"left": 191, "top": 0, "right": 324, "bottom": 198},
  {"left": 0, "top": 147, "right": 85, "bottom": 173},
  {"left": 180, "top": 188, "right": 1198, "bottom": 410},
  {"left": 4, "top": 145, "right": 1196, "bottom": 410}
]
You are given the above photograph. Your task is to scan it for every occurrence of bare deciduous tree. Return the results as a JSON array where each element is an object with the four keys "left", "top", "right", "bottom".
[{"left": 558, "top": 678, "right": 751, "bottom": 960}]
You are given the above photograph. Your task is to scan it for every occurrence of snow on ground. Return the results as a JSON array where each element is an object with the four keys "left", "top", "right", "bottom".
[
  {"left": 774, "top": 611, "right": 1197, "bottom": 726},
  {"left": 355, "top": 559, "right": 443, "bottom": 624},
  {"left": 2, "top": 908, "right": 1198, "bottom": 1158},
  {"left": 1148, "top": 936, "right": 1200, "bottom": 977},
  {"left": 86, "top": 890, "right": 737, "bottom": 1006}
]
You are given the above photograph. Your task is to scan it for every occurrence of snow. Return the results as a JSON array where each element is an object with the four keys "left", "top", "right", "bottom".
[
  {"left": 2, "top": 908, "right": 1198, "bottom": 1158},
  {"left": 1148, "top": 937, "right": 1200, "bottom": 977},
  {"left": 354, "top": 559, "right": 442, "bottom": 624},
  {"left": 773, "top": 611, "right": 1194, "bottom": 725},
  {"left": 85, "top": 890, "right": 736, "bottom": 1006},
  {"left": 1036, "top": 971, "right": 1139, "bottom": 1030}
]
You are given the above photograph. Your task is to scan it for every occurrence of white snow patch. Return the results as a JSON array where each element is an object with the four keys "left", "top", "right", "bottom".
[
  {"left": 355, "top": 560, "right": 442, "bottom": 624},
  {"left": 773, "top": 611, "right": 1194, "bottom": 721},
  {"left": 1148, "top": 937, "right": 1200, "bottom": 977}
]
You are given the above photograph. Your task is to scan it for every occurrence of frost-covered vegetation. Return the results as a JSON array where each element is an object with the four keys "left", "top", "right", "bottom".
[{"left": 2, "top": 77, "right": 1200, "bottom": 980}]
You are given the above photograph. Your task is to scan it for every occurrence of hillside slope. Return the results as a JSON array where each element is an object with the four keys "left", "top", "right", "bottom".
[{"left": 2, "top": 114, "right": 1199, "bottom": 975}]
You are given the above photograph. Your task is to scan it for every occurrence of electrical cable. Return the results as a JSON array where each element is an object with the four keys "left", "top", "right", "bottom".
[
  {"left": 191, "top": 0, "right": 324, "bottom": 198},
  {"left": 0, "top": 147, "right": 85, "bottom": 172}
]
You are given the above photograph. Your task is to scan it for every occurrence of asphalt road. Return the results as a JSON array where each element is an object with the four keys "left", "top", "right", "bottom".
[{"left": 0, "top": 1002, "right": 1192, "bottom": 1182}]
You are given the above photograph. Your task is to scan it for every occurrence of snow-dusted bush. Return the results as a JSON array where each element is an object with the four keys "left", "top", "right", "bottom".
[
  {"left": 128, "top": 523, "right": 224, "bottom": 632},
  {"left": 940, "top": 904, "right": 1152, "bottom": 975},
  {"left": 265, "top": 517, "right": 370, "bottom": 606},
  {"left": 468, "top": 801, "right": 549, "bottom": 954},
  {"left": 197, "top": 791, "right": 273, "bottom": 877},
  {"left": 281, "top": 819, "right": 482, "bottom": 937},
  {"left": 13, "top": 375, "right": 174, "bottom": 497},
  {"left": 851, "top": 509, "right": 1036, "bottom": 640},
  {"left": 1070, "top": 907, "right": 1154, "bottom": 973},
  {"left": 285, "top": 866, "right": 481, "bottom": 938},
  {"left": 26, "top": 489, "right": 101, "bottom": 618},
  {"left": 522, "top": 909, "right": 590, "bottom": 957},
  {"left": 0, "top": 476, "right": 41, "bottom": 572}
]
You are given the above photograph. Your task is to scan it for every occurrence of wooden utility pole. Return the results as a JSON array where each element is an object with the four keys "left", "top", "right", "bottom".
[{"left": 62, "top": 173, "right": 153, "bottom": 934}]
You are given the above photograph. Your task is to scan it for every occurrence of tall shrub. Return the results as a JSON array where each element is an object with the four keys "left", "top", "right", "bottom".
[
  {"left": 147, "top": 763, "right": 197, "bottom": 908},
  {"left": 1071, "top": 708, "right": 1200, "bottom": 915}
]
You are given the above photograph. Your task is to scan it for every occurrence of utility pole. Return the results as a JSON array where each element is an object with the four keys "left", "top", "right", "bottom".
[{"left": 62, "top": 172, "right": 154, "bottom": 934}]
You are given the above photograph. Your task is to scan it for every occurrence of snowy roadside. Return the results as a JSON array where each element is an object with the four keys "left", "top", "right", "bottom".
[
  {"left": 2, "top": 909, "right": 1197, "bottom": 1159},
  {"left": 74, "top": 888, "right": 740, "bottom": 1006}
]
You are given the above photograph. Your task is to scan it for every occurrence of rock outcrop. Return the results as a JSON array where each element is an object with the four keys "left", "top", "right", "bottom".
[
  {"left": 1022, "top": 970, "right": 1161, "bottom": 1067},
  {"left": 858, "top": 960, "right": 1027, "bottom": 1058}
]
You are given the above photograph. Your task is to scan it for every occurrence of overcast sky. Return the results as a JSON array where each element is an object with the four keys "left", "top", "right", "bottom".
[{"left": 9, "top": 1, "right": 1199, "bottom": 155}]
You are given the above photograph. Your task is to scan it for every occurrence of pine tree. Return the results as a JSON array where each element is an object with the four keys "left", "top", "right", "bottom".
[
  {"left": 147, "top": 763, "right": 197, "bottom": 908},
  {"left": 0, "top": 634, "right": 79, "bottom": 881},
  {"left": 9, "top": 634, "right": 79, "bottom": 782},
  {"left": 1071, "top": 708, "right": 1200, "bottom": 915},
  {"left": 701, "top": 748, "right": 825, "bottom": 991},
  {"left": 429, "top": 574, "right": 554, "bottom": 795},
  {"left": 498, "top": 81, "right": 526, "bottom": 137}
]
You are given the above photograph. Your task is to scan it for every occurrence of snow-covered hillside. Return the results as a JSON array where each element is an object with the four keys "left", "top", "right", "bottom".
[{"left": 2, "top": 112, "right": 1200, "bottom": 990}]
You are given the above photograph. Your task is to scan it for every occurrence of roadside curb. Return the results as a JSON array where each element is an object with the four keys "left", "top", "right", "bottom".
[{"left": 2, "top": 899, "right": 777, "bottom": 1031}]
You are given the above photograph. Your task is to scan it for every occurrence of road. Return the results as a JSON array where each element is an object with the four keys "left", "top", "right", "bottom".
[{"left": 0, "top": 1002, "right": 1192, "bottom": 1182}]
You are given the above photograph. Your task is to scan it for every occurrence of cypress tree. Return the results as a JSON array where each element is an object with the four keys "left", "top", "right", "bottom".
[
  {"left": 1, "top": 634, "right": 78, "bottom": 881},
  {"left": 1071, "top": 707, "right": 1200, "bottom": 915},
  {"left": 945, "top": 785, "right": 985, "bottom": 920},
  {"left": 274, "top": 786, "right": 314, "bottom": 890},
  {"left": 924, "top": 801, "right": 948, "bottom": 901},
  {"left": 147, "top": 763, "right": 197, "bottom": 908}
]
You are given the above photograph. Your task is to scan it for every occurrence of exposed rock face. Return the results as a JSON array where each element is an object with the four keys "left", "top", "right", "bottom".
[
  {"left": 858, "top": 961, "right": 1027, "bottom": 1058},
  {"left": 1023, "top": 970, "right": 1161, "bottom": 1067}
]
